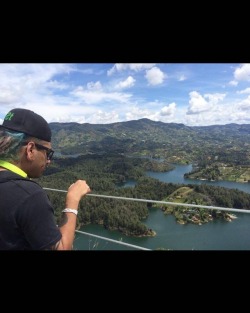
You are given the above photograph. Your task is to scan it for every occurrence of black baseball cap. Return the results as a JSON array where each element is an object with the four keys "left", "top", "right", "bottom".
[{"left": 0, "top": 108, "right": 52, "bottom": 142}]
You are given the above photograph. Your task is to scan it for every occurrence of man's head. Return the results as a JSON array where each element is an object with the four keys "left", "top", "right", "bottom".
[
  {"left": 1, "top": 108, "right": 51, "bottom": 142},
  {"left": 0, "top": 108, "right": 53, "bottom": 178}
]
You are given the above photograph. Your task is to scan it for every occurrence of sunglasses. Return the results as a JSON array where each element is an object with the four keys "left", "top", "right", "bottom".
[{"left": 22, "top": 142, "right": 54, "bottom": 161}]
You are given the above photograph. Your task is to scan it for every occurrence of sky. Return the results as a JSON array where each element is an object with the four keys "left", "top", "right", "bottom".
[{"left": 1, "top": 63, "right": 250, "bottom": 126}]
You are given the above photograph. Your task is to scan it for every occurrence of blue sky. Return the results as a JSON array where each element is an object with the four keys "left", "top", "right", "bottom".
[{"left": 1, "top": 63, "right": 250, "bottom": 126}]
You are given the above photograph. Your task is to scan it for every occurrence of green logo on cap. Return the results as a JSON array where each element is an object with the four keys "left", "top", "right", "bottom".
[{"left": 4, "top": 112, "right": 14, "bottom": 121}]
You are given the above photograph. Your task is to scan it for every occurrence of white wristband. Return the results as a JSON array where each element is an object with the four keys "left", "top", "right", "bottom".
[{"left": 62, "top": 208, "right": 78, "bottom": 216}]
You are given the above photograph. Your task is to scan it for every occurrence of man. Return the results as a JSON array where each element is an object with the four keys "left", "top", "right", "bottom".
[{"left": 0, "top": 108, "right": 91, "bottom": 250}]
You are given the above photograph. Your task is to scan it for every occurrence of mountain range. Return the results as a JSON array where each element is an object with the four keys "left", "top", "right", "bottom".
[{"left": 49, "top": 118, "right": 250, "bottom": 165}]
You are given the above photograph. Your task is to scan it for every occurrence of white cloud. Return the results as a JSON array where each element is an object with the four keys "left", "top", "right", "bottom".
[
  {"left": 145, "top": 66, "right": 166, "bottom": 86},
  {"left": 237, "top": 95, "right": 250, "bottom": 110},
  {"left": 89, "top": 110, "right": 120, "bottom": 124},
  {"left": 204, "top": 93, "right": 226, "bottom": 104},
  {"left": 125, "top": 107, "right": 152, "bottom": 121},
  {"left": 86, "top": 81, "right": 103, "bottom": 91},
  {"left": 178, "top": 75, "right": 187, "bottom": 81},
  {"left": 237, "top": 87, "right": 250, "bottom": 94},
  {"left": 71, "top": 86, "right": 132, "bottom": 104},
  {"left": 234, "top": 64, "right": 250, "bottom": 81},
  {"left": 159, "top": 103, "right": 176, "bottom": 116},
  {"left": 187, "top": 91, "right": 210, "bottom": 114},
  {"left": 114, "top": 76, "right": 136, "bottom": 90},
  {"left": 0, "top": 87, "right": 21, "bottom": 104},
  {"left": 187, "top": 91, "right": 225, "bottom": 115},
  {"left": 107, "top": 63, "right": 155, "bottom": 76},
  {"left": 0, "top": 64, "right": 73, "bottom": 88},
  {"left": 45, "top": 80, "right": 69, "bottom": 90},
  {"left": 229, "top": 80, "right": 238, "bottom": 86},
  {"left": 0, "top": 63, "right": 74, "bottom": 110}
]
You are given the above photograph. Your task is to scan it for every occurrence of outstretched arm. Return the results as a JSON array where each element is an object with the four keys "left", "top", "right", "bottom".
[{"left": 52, "top": 180, "right": 91, "bottom": 250}]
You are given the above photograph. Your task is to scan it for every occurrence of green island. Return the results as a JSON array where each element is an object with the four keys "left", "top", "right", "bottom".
[
  {"left": 155, "top": 186, "right": 238, "bottom": 225},
  {"left": 184, "top": 164, "right": 250, "bottom": 183}
]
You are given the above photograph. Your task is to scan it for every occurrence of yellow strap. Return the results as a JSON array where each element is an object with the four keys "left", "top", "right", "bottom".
[{"left": 0, "top": 160, "right": 28, "bottom": 178}]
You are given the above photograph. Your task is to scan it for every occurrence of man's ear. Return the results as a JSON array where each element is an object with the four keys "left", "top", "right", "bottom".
[{"left": 25, "top": 142, "right": 35, "bottom": 161}]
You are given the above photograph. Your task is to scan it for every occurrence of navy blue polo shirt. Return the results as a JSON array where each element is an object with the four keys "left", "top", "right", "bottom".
[{"left": 0, "top": 171, "right": 62, "bottom": 250}]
